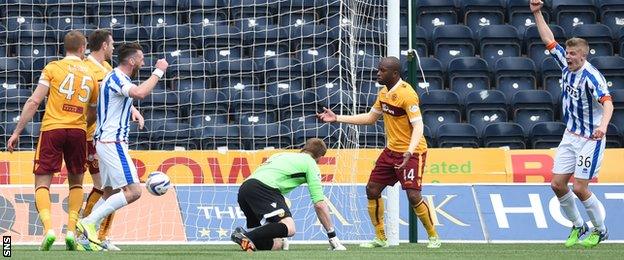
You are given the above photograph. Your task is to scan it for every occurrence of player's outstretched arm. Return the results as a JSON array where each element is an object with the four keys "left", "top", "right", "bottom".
[
  {"left": 7, "top": 84, "right": 49, "bottom": 153},
  {"left": 314, "top": 200, "right": 346, "bottom": 250},
  {"left": 530, "top": 0, "right": 555, "bottom": 45},
  {"left": 128, "top": 58, "right": 168, "bottom": 99},
  {"left": 317, "top": 107, "right": 380, "bottom": 125}
]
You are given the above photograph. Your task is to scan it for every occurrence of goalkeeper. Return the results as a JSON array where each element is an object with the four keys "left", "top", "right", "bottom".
[{"left": 231, "top": 138, "right": 346, "bottom": 251}]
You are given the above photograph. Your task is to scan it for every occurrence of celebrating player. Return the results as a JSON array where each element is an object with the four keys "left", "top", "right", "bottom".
[
  {"left": 531, "top": 0, "right": 613, "bottom": 248},
  {"left": 317, "top": 56, "right": 440, "bottom": 248},
  {"left": 231, "top": 138, "right": 346, "bottom": 251},
  {"left": 81, "top": 29, "right": 144, "bottom": 251},
  {"left": 6, "top": 30, "right": 98, "bottom": 251},
  {"left": 77, "top": 43, "right": 168, "bottom": 250}
]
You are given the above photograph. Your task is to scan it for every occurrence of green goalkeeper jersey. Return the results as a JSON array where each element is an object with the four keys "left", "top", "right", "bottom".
[{"left": 249, "top": 152, "right": 326, "bottom": 203}]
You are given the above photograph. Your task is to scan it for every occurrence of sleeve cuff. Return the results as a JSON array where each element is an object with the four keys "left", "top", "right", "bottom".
[
  {"left": 546, "top": 41, "right": 557, "bottom": 51},
  {"left": 121, "top": 84, "right": 136, "bottom": 97},
  {"left": 600, "top": 95, "right": 612, "bottom": 104},
  {"left": 409, "top": 116, "right": 422, "bottom": 123},
  {"left": 38, "top": 79, "right": 50, "bottom": 87},
  {"left": 370, "top": 108, "right": 382, "bottom": 114}
]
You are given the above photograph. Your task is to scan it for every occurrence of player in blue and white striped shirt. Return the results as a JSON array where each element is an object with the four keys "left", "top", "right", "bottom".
[
  {"left": 77, "top": 43, "right": 169, "bottom": 250},
  {"left": 531, "top": 0, "right": 613, "bottom": 248}
]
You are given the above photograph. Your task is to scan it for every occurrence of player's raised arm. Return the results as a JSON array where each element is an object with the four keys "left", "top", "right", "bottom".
[
  {"left": 128, "top": 58, "right": 168, "bottom": 99},
  {"left": 317, "top": 107, "right": 381, "bottom": 125},
  {"left": 7, "top": 83, "right": 49, "bottom": 152},
  {"left": 530, "top": 0, "right": 555, "bottom": 45}
]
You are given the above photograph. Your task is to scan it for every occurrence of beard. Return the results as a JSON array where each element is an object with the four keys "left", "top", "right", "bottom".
[{"left": 131, "top": 65, "right": 140, "bottom": 78}]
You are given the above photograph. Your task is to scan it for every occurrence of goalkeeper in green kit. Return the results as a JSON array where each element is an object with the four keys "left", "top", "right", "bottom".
[{"left": 231, "top": 138, "right": 347, "bottom": 251}]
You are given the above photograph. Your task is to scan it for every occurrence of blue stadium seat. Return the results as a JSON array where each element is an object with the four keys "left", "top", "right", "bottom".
[
  {"left": 240, "top": 123, "right": 291, "bottom": 150},
  {"left": 482, "top": 122, "right": 526, "bottom": 148},
  {"left": 3, "top": 0, "right": 45, "bottom": 21},
  {"left": 416, "top": 0, "right": 458, "bottom": 39},
  {"left": 15, "top": 23, "right": 56, "bottom": 44},
  {"left": 112, "top": 27, "right": 150, "bottom": 52},
  {"left": 420, "top": 90, "right": 462, "bottom": 136},
  {"left": 423, "top": 124, "right": 435, "bottom": 147},
  {"left": 229, "top": 0, "right": 277, "bottom": 19},
  {"left": 612, "top": 89, "right": 624, "bottom": 109},
  {"left": 552, "top": 0, "right": 598, "bottom": 36},
  {"left": 478, "top": 24, "right": 521, "bottom": 68},
  {"left": 266, "top": 80, "right": 304, "bottom": 96},
  {"left": 152, "top": 25, "right": 197, "bottom": 58},
  {"left": 589, "top": 56, "right": 624, "bottom": 90},
  {"left": 46, "top": 0, "right": 86, "bottom": 17},
  {"left": 507, "top": 0, "right": 551, "bottom": 37},
  {"left": 403, "top": 25, "right": 429, "bottom": 58},
  {"left": 139, "top": 90, "right": 180, "bottom": 130},
  {"left": 294, "top": 123, "right": 345, "bottom": 149},
  {"left": 465, "top": 90, "right": 508, "bottom": 134},
  {"left": 511, "top": 90, "right": 554, "bottom": 136},
  {"left": 47, "top": 16, "right": 87, "bottom": 31},
  {"left": 530, "top": 121, "right": 566, "bottom": 148},
  {"left": 289, "top": 24, "right": 337, "bottom": 51},
  {"left": 606, "top": 123, "right": 623, "bottom": 148},
  {"left": 358, "top": 124, "right": 386, "bottom": 148},
  {"left": 3, "top": 121, "right": 40, "bottom": 151},
  {"left": 436, "top": 123, "right": 480, "bottom": 148},
  {"left": 150, "top": 122, "right": 196, "bottom": 150},
  {"left": 278, "top": 90, "right": 318, "bottom": 121},
  {"left": 494, "top": 57, "right": 537, "bottom": 103},
  {"left": 413, "top": 57, "right": 445, "bottom": 95},
  {"left": 524, "top": 24, "right": 566, "bottom": 70},
  {"left": 196, "top": 125, "right": 242, "bottom": 150},
  {"left": 461, "top": 0, "right": 506, "bottom": 35},
  {"left": 234, "top": 111, "right": 276, "bottom": 126},
  {"left": 542, "top": 58, "right": 563, "bottom": 107},
  {"left": 278, "top": 12, "right": 318, "bottom": 27},
  {"left": 0, "top": 25, "right": 7, "bottom": 56},
  {"left": 193, "top": 25, "right": 244, "bottom": 48},
  {"left": 17, "top": 45, "right": 58, "bottom": 83},
  {"left": 95, "top": 16, "right": 136, "bottom": 29},
  {"left": 298, "top": 45, "right": 334, "bottom": 65},
  {"left": 257, "top": 57, "right": 303, "bottom": 83},
  {"left": 316, "top": 88, "right": 354, "bottom": 113},
  {"left": 613, "top": 109, "right": 624, "bottom": 137},
  {"left": 203, "top": 47, "right": 243, "bottom": 62},
  {"left": 0, "top": 88, "right": 31, "bottom": 122},
  {"left": 127, "top": 121, "right": 154, "bottom": 150},
  {"left": 190, "top": 113, "right": 229, "bottom": 129},
  {"left": 447, "top": 57, "right": 490, "bottom": 102},
  {"left": 188, "top": 89, "right": 229, "bottom": 115},
  {"left": 432, "top": 25, "right": 476, "bottom": 65},
  {"left": 598, "top": 0, "right": 624, "bottom": 38},
  {"left": 229, "top": 89, "right": 278, "bottom": 113},
  {"left": 311, "top": 57, "right": 341, "bottom": 80},
  {"left": 570, "top": 24, "right": 614, "bottom": 59}
]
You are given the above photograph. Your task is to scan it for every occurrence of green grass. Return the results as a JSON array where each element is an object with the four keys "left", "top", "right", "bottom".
[{"left": 10, "top": 243, "right": 624, "bottom": 260}]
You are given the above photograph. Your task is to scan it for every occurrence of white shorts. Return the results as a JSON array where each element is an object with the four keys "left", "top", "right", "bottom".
[
  {"left": 552, "top": 131, "right": 606, "bottom": 180},
  {"left": 95, "top": 141, "right": 139, "bottom": 189}
]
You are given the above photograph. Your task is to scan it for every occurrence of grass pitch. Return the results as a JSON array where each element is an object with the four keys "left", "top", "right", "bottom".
[{"left": 10, "top": 243, "right": 623, "bottom": 259}]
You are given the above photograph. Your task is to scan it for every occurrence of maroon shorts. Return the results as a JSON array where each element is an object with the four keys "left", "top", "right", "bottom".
[
  {"left": 33, "top": 128, "right": 87, "bottom": 175},
  {"left": 369, "top": 148, "right": 427, "bottom": 190},
  {"left": 86, "top": 140, "right": 99, "bottom": 175}
]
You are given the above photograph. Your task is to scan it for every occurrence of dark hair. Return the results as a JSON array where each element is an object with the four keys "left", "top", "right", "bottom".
[
  {"left": 117, "top": 42, "right": 143, "bottom": 65},
  {"left": 88, "top": 29, "right": 111, "bottom": 51},
  {"left": 301, "top": 138, "right": 328, "bottom": 160},
  {"left": 64, "top": 30, "right": 86, "bottom": 53}
]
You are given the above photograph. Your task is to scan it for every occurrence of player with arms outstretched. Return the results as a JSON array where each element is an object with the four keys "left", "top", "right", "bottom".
[
  {"left": 231, "top": 138, "right": 346, "bottom": 251},
  {"left": 531, "top": 0, "right": 613, "bottom": 248},
  {"left": 7, "top": 30, "right": 98, "bottom": 251},
  {"left": 318, "top": 56, "right": 440, "bottom": 248},
  {"left": 81, "top": 29, "right": 144, "bottom": 251},
  {"left": 76, "top": 43, "right": 168, "bottom": 250}
]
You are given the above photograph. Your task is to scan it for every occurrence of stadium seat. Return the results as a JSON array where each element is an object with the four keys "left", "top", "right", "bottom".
[
  {"left": 447, "top": 57, "right": 491, "bottom": 102},
  {"left": 413, "top": 57, "right": 445, "bottom": 95},
  {"left": 186, "top": 89, "right": 229, "bottom": 116},
  {"left": 598, "top": 0, "right": 624, "bottom": 38},
  {"left": 278, "top": 12, "right": 318, "bottom": 27},
  {"left": 266, "top": 80, "right": 304, "bottom": 96},
  {"left": 316, "top": 88, "right": 354, "bottom": 113},
  {"left": 3, "top": 121, "right": 40, "bottom": 151},
  {"left": 127, "top": 121, "right": 152, "bottom": 150},
  {"left": 233, "top": 111, "right": 276, "bottom": 126},
  {"left": 358, "top": 124, "right": 386, "bottom": 148},
  {"left": 482, "top": 122, "right": 526, "bottom": 149},
  {"left": 229, "top": 89, "right": 278, "bottom": 114},
  {"left": 46, "top": 1, "right": 87, "bottom": 17},
  {"left": 552, "top": 0, "right": 598, "bottom": 36},
  {"left": 95, "top": 16, "right": 136, "bottom": 29},
  {"left": 524, "top": 24, "right": 566, "bottom": 70},
  {"left": 542, "top": 58, "right": 563, "bottom": 108},
  {"left": 415, "top": 0, "right": 458, "bottom": 39},
  {"left": 436, "top": 123, "right": 480, "bottom": 148},
  {"left": 530, "top": 121, "right": 566, "bottom": 148},
  {"left": 612, "top": 110, "right": 624, "bottom": 137},
  {"left": 256, "top": 57, "right": 303, "bottom": 83},
  {"left": 606, "top": 123, "right": 623, "bottom": 148},
  {"left": 203, "top": 47, "right": 243, "bottom": 62},
  {"left": 278, "top": 90, "right": 319, "bottom": 121},
  {"left": 15, "top": 23, "right": 56, "bottom": 44},
  {"left": 168, "top": 57, "right": 212, "bottom": 89},
  {"left": 432, "top": 25, "right": 476, "bottom": 65},
  {"left": 193, "top": 25, "right": 244, "bottom": 48},
  {"left": 150, "top": 122, "right": 196, "bottom": 150},
  {"left": 289, "top": 24, "right": 337, "bottom": 52},
  {"left": 294, "top": 123, "right": 345, "bottom": 149},
  {"left": 507, "top": 0, "right": 551, "bottom": 37},
  {"left": 152, "top": 25, "right": 197, "bottom": 58},
  {"left": 569, "top": 24, "right": 614, "bottom": 59},
  {"left": 240, "top": 123, "right": 291, "bottom": 150},
  {"left": 465, "top": 90, "right": 508, "bottom": 134},
  {"left": 139, "top": 91, "right": 180, "bottom": 130},
  {"left": 112, "top": 27, "right": 150, "bottom": 51},
  {"left": 298, "top": 45, "right": 334, "bottom": 66},
  {"left": 494, "top": 57, "right": 537, "bottom": 103},
  {"left": 461, "top": 0, "right": 506, "bottom": 35},
  {"left": 612, "top": 89, "right": 624, "bottom": 109},
  {"left": 420, "top": 90, "right": 462, "bottom": 136},
  {"left": 404, "top": 25, "right": 429, "bottom": 58},
  {"left": 47, "top": 16, "right": 87, "bottom": 31},
  {"left": 229, "top": 0, "right": 277, "bottom": 19},
  {"left": 478, "top": 24, "right": 521, "bottom": 68},
  {"left": 311, "top": 57, "right": 341, "bottom": 80},
  {"left": 423, "top": 124, "right": 436, "bottom": 147},
  {"left": 190, "top": 113, "right": 229, "bottom": 129},
  {"left": 196, "top": 125, "right": 242, "bottom": 150},
  {"left": 511, "top": 90, "right": 555, "bottom": 136},
  {"left": 589, "top": 56, "right": 624, "bottom": 90}
]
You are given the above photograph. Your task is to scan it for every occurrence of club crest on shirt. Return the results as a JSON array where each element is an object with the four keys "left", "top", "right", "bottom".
[{"left": 391, "top": 94, "right": 398, "bottom": 101}]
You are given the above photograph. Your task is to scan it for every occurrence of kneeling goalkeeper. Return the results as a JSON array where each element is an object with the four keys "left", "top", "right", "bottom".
[{"left": 231, "top": 138, "right": 346, "bottom": 251}]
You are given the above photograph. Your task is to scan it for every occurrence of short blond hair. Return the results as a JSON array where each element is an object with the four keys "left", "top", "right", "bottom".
[
  {"left": 64, "top": 30, "right": 86, "bottom": 53},
  {"left": 565, "top": 37, "right": 589, "bottom": 55},
  {"left": 301, "top": 138, "right": 327, "bottom": 160}
]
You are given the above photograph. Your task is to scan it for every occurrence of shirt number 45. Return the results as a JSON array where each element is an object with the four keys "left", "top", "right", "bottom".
[{"left": 59, "top": 73, "right": 92, "bottom": 103}]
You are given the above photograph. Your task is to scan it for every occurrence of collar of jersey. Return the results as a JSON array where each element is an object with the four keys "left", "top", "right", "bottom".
[
  {"left": 386, "top": 79, "right": 404, "bottom": 93},
  {"left": 87, "top": 55, "right": 110, "bottom": 72},
  {"left": 64, "top": 55, "right": 82, "bottom": 61}
]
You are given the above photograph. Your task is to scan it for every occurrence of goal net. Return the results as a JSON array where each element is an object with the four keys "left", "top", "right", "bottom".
[{"left": 0, "top": 0, "right": 396, "bottom": 244}]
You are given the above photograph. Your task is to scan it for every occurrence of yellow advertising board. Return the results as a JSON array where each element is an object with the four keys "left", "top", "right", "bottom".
[{"left": 1, "top": 148, "right": 623, "bottom": 184}]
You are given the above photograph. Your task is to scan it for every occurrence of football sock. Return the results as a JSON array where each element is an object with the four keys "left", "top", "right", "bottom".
[
  {"left": 35, "top": 186, "right": 52, "bottom": 232},
  {"left": 253, "top": 239, "right": 274, "bottom": 250},
  {"left": 98, "top": 212, "right": 115, "bottom": 240},
  {"left": 558, "top": 189, "right": 584, "bottom": 228},
  {"left": 367, "top": 198, "right": 387, "bottom": 240},
  {"left": 67, "top": 185, "right": 83, "bottom": 233},
  {"left": 84, "top": 192, "right": 127, "bottom": 224},
  {"left": 82, "top": 188, "right": 103, "bottom": 217},
  {"left": 414, "top": 199, "right": 438, "bottom": 238},
  {"left": 581, "top": 193, "right": 606, "bottom": 232},
  {"left": 245, "top": 222, "right": 288, "bottom": 243}
]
